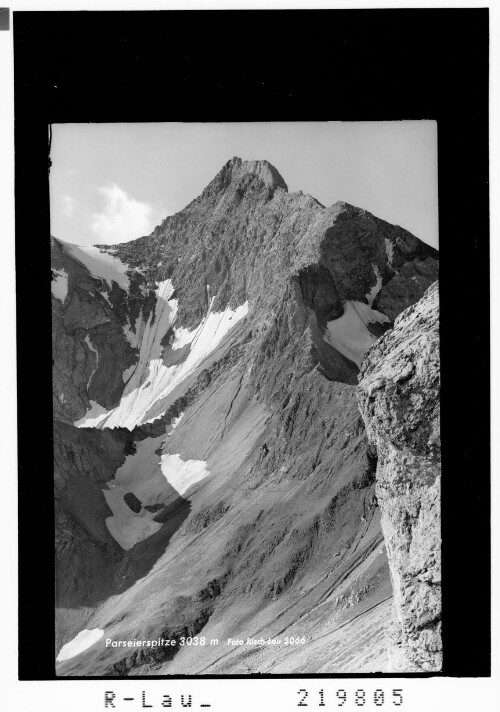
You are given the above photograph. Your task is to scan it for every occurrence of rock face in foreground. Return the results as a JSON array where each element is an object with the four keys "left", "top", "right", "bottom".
[{"left": 357, "top": 282, "right": 441, "bottom": 671}]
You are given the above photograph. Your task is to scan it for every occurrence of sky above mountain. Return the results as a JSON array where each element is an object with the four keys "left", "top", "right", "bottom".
[{"left": 49, "top": 121, "right": 438, "bottom": 249}]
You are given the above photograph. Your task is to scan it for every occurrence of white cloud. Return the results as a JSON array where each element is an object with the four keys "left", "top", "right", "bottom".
[
  {"left": 62, "top": 195, "right": 75, "bottom": 218},
  {"left": 90, "top": 184, "right": 154, "bottom": 244}
]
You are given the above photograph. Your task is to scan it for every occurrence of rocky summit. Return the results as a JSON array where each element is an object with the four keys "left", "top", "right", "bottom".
[{"left": 52, "top": 157, "right": 440, "bottom": 675}]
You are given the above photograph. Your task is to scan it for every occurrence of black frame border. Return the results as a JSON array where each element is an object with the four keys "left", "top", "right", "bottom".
[{"left": 14, "top": 8, "right": 490, "bottom": 680}]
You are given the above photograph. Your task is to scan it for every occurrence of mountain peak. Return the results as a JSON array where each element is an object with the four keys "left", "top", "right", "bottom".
[
  {"left": 238, "top": 157, "right": 288, "bottom": 192},
  {"left": 215, "top": 156, "right": 288, "bottom": 194}
]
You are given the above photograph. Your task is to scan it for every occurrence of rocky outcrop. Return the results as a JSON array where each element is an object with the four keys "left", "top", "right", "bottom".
[
  {"left": 124, "top": 492, "right": 142, "bottom": 513},
  {"left": 54, "top": 423, "right": 134, "bottom": 609},
  {"left": 357, "top": 282, "right": 441, "bottom": 671},
  {"left": 51, "top": 237, "right": 154, "bottom": 423}
]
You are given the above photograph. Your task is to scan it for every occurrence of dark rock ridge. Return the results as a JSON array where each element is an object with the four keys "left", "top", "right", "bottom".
[
  {"left": 357, "top": 282, "right": 441, "bottom": 671},
  {"left": 52, "top": 157, "right": 439, "bottom": 675}
]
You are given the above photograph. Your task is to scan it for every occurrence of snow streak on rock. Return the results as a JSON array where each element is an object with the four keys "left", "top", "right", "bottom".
[
  {"left": 385, "top": 238, "right": 395, "bottom": 269},
  {"left": 84, "top": 334, "right": 99, "bottom": 390},
  {"left": 366, "top": 265, "right": 383, "bottom": 307}
]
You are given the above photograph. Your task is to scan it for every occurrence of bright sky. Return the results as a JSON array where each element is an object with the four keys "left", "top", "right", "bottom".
[{"left": 49, "top": 121, "right": 438, "bottom": 248}]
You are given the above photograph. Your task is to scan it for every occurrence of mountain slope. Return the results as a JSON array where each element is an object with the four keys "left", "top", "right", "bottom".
[{"left": 52, "top": 157, "right": 438, "bottom": 675}]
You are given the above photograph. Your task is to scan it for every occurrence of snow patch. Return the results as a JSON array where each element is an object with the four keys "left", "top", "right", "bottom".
[
  {"left": 160, "top": 453, "right": 210, "bottom": 496},
  {"left": 170, "top": 413, "right": 184, "bottom": 431},
  {"left": 102, "top": 434, "right": 208, "bottom": 550},
  {"left": 385, "top": 238, "right": 395, "bottom": 268},
  {"left": 79, "top": 280, "right": 249, "bottom": 429},
  {"left": 51, "top": 268, "right": 68, "bottom": 302},
  {"left": 324, "top": 300, "right": 390, "bottom": 367},
  {"left": 73, "top": 400, "right": 109, "bottom": 427},
  {"left": 60, "top": 240, "right": 130, "bottom": 291},
  {"left": 133, "top": 299, "right": 249, "bottom": 426},
  {"left": 102, "top": 435, "right": 171, "bottom": 550},
  {"left": 168, "top": 300, "right": 249, "bottom": 377},
  {"left": 171, "top": 326, "right": 194, "bottom": 351},
  {"left": 56, "top": 629, "right": 104, "bottom": 663},
  {"left": 366, "top": 264, "right": 383, "bottom": 307}
]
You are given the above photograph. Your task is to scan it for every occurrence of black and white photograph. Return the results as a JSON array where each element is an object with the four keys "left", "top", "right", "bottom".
[
  {"left": 51, "top": 121, "right": 441, "bottom": 676},
  {"left": 8, "top": 5, "right": 494, "bottom": 710}
]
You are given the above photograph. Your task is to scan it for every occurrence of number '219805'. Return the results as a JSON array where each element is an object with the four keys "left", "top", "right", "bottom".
[{"left": 297, "top": 689, "right": 404, "bottom": 707}]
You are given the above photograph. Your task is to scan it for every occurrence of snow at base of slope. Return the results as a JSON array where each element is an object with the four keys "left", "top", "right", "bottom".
[
  {"left": 160, "top": 453, "right": 210, "bottom": 496},
  {"left": 56, "top": 628, "right": 104, "bottom": 663},
  {"left": 73, "top": 400, "right": 109, "bottom": 427},
  {"left": 324, "top": 300, "right": 390, "bottom": 367},
  {"left": 60, "top": 239, "right": 130, "bottom": 291},
  {"left": 102, "top": 435, "right": 168, "bottom": 550},
  {"left": 51, "top": 268, "right": 68, "bottom": 302},
  {"left": 77, "top": 282, "right": 249, "bottom": 429},
  {"left": 84, "top": 334, "right": 99, "bottom": 389},
  {"left": 102, "top": 434, "right": 210, "bottom": 550}
]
